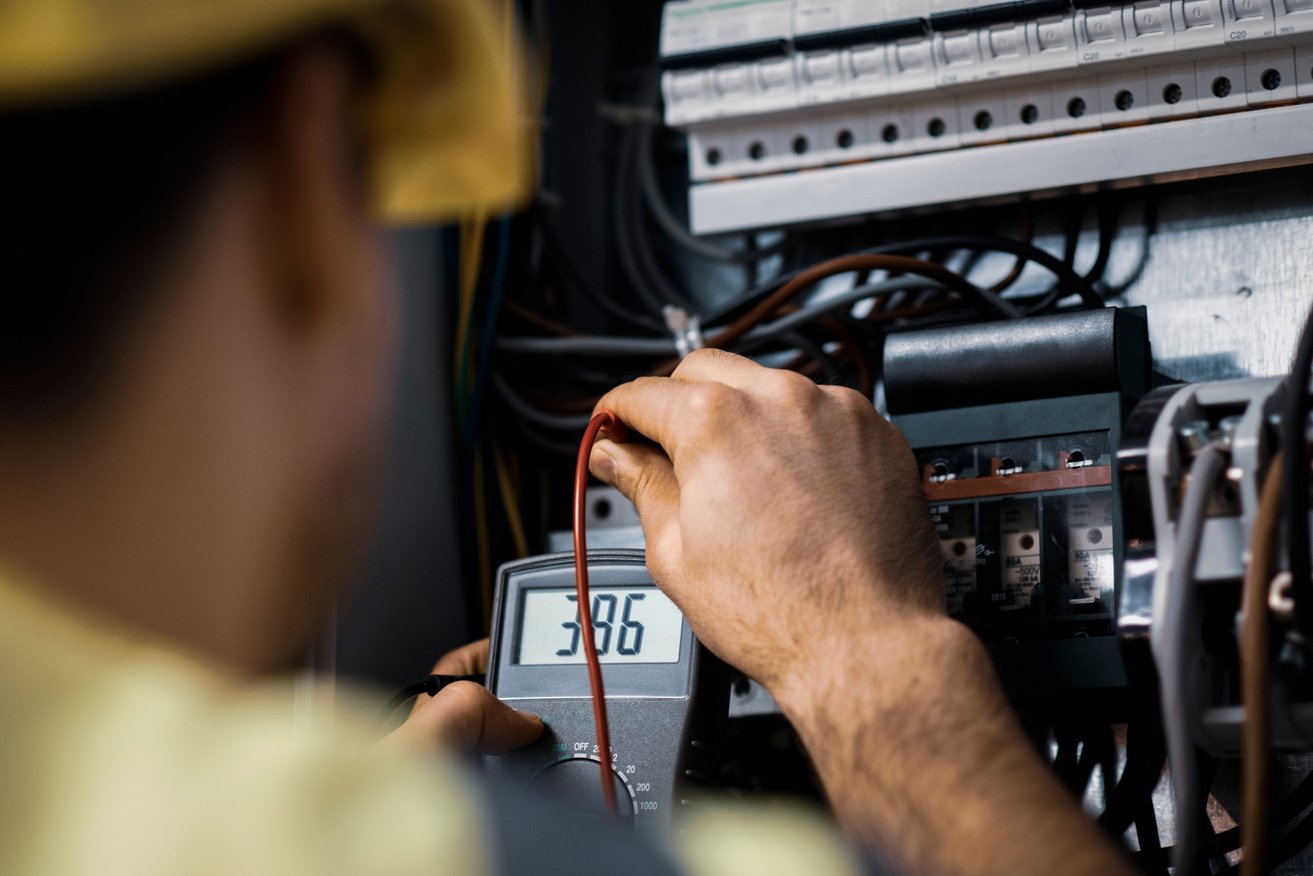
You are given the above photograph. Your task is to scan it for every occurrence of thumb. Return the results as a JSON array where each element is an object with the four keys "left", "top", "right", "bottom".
[
  {"left": 590, "top": 439, "right": 682, "bottom": 565},
  {"left": 386, "top": 681, "right": 543, "bottom": 755}
]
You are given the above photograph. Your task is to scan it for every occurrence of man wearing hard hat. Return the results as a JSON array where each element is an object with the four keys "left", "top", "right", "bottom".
[{"left": 0, "top": 1, "right": 1132, "bottom": 874}]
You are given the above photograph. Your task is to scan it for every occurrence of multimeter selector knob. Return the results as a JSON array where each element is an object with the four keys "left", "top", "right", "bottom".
[{"left": 531, "top": 759, "right": 634, "bottom": 821}]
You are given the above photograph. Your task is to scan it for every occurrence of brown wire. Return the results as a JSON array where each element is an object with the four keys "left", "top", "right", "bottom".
[
  {"left": 868, "top": 296, "right": 959, "bottom": 325},
  {"left": 1243, "top": 450, "right": 1284, "bottom": 876},
  {"left": 650, "top": 253, "right": 995, "bottom": 377}
]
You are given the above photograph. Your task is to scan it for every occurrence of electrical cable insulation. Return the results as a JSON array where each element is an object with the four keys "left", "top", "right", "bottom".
[
  {"left": 702, "top": 233, "right": 1099, "bottom": 325},
  {"left": 1154, "top": 444, "right": 1228, "bottom": 876},
  {"left": 650, "top": 253, "right": 1020, "bottom": 378},
  {"left": 574, "top": 411, "right": 628, "bottom": 817},
  {"left": 1242, "top": 450, "right": 1284, "bottom": 876},
  {"left": 986, "top": 207, "right": 1032, "bottom": 295},
  {"left": 1284, "top": 302, "right": 1313, "bottom": 641},
  {"left": 635, "top": 117, "right": 788, "bottom": 265},
  {"left": 498, "top": 276, "right": 935, "bottom": 356}
]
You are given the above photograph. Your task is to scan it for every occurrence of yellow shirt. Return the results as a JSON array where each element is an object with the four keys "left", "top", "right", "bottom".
[{"left": 0, "top": 570, "right": 863, "bottom": 876}]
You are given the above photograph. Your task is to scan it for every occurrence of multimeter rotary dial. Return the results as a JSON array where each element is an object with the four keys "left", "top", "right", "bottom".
[{"left": 530, "top": 755, "right": 637, "bottom": 820}]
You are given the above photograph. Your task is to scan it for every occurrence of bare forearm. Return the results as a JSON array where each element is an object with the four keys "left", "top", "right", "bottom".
[{"left": 773, "top": 615, "right": 1134, "bottom": 876}]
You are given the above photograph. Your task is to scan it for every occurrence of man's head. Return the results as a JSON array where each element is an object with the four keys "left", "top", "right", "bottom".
[
  {"left": 0, "top": 0, "right": 528, "bottom": 673},
  {"left": 0, "top": 33, "right": 396, "bottom": 672}
]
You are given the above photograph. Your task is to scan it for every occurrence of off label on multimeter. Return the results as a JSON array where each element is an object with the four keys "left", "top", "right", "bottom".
[{"left": 484, "top": 550, "right": 728, "bottom": 826}]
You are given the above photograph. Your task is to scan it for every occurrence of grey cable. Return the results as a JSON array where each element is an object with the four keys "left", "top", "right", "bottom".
[
  {"left": 1152, "top": 444, "right": 1227, "bottom": 876},
  {"left": 635, "top": 118, "right": 788, "bottom": 265},
  {"left": 498, "top": 276, "right": 937, "bottom": 356},
  {"left": 492, "top": 372, "right": 593, "bottom": 432},
  {"left": 612, "top": 123, "right": 683, "bottom": 316},
  {"left": 498, "top": 335, "right": 678, "bottom": 355}
]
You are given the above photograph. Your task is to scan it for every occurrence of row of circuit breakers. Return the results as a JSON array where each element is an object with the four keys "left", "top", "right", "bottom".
[{"left": 658, "top": 1, "right": 1313, "bottom": 234}]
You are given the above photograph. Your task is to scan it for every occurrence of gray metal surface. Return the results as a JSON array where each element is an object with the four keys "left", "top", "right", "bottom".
[{"left": 1110, "top": 172, "right": 1313, "bottom": 383}]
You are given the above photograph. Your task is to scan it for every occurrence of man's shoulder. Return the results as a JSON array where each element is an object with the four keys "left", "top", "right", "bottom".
[{"left": 0, "top": 589, "right": 488, "bottom": 875}]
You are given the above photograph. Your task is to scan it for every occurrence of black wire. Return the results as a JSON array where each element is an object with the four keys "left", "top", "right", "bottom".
[
  {"left": 781, "top": 330, "right": 840, "bottom": 384},
  {"left": 1102, "top": 196, "right": 1159, "bottom": 299},
  {"left": 636, "top": 115, "right": 790, "bottom": 265},
  {"left": 868, "top": 235, "right": 1103, "bottom": 310},
  {"left": 1266, "top": 771, "right": 1313, "bottom": 870},
  {"left": 1134, "top": 801, "right": 1166, "bottom": 876},
  {"left": 612, "top": 123, "right": 678, "bottom": 317},
  {"left": 1074, "top": 726, "right": 1115, "bottom": 799},
  {"left": 703, "top": 234, "right": 1103, "bottom": 325},
  {"left": 529, "top": 200, "right": 663, "bottom": 333},
  {"left": 1183, "top": 767, "right": 1313, "bottom": 874},
  {"left": 1100, "top": 720, "right": 1166, "bottom": 836},
  {"left": 1083, "top": 199, "right": 1118, "bottom": 286},
  {"left": 627, "top": 121, "right": 701, "bottom": 311},
  {"left": 1020, "top": 209, "right": 1086, "bottom": 314},
  {"left": 1053, "top": 727, "right": 1084, "bottom": 794},
  {"left": 1285, "top": 302, "right": 1313, "bottom": 642},
  {"left": 1138, "top": 762, "right": 1313, "bottom": 874}
]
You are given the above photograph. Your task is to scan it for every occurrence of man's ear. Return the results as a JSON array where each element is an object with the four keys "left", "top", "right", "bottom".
[{"left": 253, "top": 42, "right": 372, "bottom": 333}]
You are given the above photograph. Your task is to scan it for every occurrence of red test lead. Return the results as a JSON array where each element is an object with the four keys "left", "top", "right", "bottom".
[{"left": 573, "top": 410, "right": 627, "bottom": 817}]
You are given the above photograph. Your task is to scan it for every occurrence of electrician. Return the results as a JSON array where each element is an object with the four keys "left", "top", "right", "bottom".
[{"left": 0, "top": 1, "right": 1132, "bottom": 874}]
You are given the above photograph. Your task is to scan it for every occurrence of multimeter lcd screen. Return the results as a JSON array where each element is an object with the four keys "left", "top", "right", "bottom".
[{"left": 517, "top": 587, "right": 683, "bottom": 665}]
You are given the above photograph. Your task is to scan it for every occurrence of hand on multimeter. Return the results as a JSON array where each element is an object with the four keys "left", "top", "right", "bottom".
[{"left": 382, "top": 639, "right": 544, "bottom": 755}]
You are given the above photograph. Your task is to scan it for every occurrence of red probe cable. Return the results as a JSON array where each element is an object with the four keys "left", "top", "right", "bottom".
[{"left": 574, "top": 410, "right": 628, "bottom": 817}]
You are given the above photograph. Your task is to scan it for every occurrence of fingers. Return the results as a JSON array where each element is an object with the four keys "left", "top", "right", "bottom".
[
  {"left": 593, "top": 377, "right": 693, "bottom": 462},
  {"left": 597, "top": 351, "right": 819, "bottom": 462},
  {"left": 669, "top": 347, "right": 764, "bottom": 388},
  {"left": 431, "top": 638, "right": 489, "bottom": 676},
  {"left": 590, "top": 439, "right": 682, "bottom": 563},
  {"left": 388, "top": 681, "right": 543, "bottom": 755}
]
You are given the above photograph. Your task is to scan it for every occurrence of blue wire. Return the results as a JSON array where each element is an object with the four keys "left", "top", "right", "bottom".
[{"left": 466, "top": 214, "right": 513, "bottom": 452}]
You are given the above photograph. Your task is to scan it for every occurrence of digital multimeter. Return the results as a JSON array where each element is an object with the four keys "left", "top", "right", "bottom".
[{"left": 484, "top": 549, "right": 728, "bottom": 828}]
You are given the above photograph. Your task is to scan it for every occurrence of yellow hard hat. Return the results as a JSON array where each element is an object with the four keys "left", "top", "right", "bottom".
[{"left": 0, "top": 0, "right": 533, "bottom": 224}]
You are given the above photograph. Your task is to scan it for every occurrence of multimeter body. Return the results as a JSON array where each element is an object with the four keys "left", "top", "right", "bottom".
[{"left": 485, "top": 550, "right": 728, "bottom": 830}]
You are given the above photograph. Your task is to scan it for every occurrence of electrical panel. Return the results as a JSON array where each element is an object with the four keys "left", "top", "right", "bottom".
[
  {"left": 915, "top": 431, "right": 1116, "bottom": 631},
  {"left": 658, "top": 0, "right": 1313, "bottom": 233},
  {"left": 885, "top": 306, "right": 1152, "bottom": 703}
]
